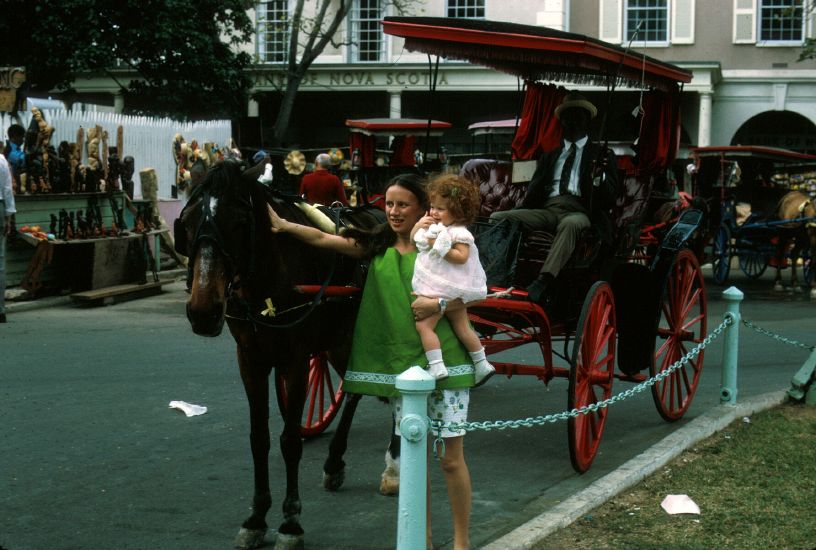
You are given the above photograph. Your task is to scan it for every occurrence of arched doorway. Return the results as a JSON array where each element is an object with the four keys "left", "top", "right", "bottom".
[{"left": 731, "top": 110, "right": 816, "bottom": 154}]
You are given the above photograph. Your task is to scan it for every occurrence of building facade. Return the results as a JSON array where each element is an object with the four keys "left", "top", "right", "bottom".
[{"left": 72, "top": 0, "right": 816, "bottom": 154}]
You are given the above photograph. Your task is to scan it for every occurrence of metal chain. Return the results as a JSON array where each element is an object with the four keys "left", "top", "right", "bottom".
[
  {"left": 741, "top": 319, "right": 815, "bottom": 351},
  {"left": 432, "top": 316, "right": 733, "bottom": 434}
]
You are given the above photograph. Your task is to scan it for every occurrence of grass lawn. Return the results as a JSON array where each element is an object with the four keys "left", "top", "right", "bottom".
[{"left": 535, "top": 402, "right": 816, "bottom": 550}]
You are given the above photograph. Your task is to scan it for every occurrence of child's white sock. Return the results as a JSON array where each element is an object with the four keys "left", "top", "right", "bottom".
[
  {"left": 425, "top": 349, "right": 449, "bottom": 380},
  {"left": 469, "top": 347, "right": 495, "bottom": 387}
]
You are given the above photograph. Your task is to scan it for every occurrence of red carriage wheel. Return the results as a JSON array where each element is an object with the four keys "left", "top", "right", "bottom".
[
  {"left": 651, "top": 249, "right": 707, "bottom": 421},
  {"left": 568, "top": 281, "right": 616, "bottom": 473},
  {"left": 275, "top": 351, "right": 345, "bottom": 438}
]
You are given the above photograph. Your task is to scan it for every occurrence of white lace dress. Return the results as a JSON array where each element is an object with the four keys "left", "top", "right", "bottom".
[{"left": 412, "top": 223, "right": 487, "bottom": 303}]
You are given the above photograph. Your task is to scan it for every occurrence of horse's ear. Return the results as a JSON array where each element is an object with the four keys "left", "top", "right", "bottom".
[{"left": 242, "top": 160, "right": 267, "bottom": 184}]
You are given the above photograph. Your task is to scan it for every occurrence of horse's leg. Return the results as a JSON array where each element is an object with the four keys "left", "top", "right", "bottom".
[
  {"left": 234, "top": 345, "right": 273, "bottom": 550},
  {"left": 276, "top": 358, "right": 308, "bottom": 550},
  {"left": 773, "top": 236, "right": 786, "bottom": 291},
  {"left": 379, "top": 415, "right": 401, "bottom": 496},
  {"left": 322, "top": 393, "right": 362, "bottom": 491}
]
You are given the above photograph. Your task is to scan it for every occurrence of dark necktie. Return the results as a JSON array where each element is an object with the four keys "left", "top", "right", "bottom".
[{"left": 559, "top": 142, "right": 577, "bottom": 195}]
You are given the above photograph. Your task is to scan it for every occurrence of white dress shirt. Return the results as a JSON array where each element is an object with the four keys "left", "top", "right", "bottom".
[
  {"left": 0, "top": 154, "right": 17, "bottom": 215},
  {"left": 549, "top": 136, "right": 588, "bottom": 198}
]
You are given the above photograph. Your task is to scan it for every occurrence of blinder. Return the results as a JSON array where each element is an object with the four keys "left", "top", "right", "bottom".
[{"left": 174, "top": 216, "right": 189, "bottom": 256}]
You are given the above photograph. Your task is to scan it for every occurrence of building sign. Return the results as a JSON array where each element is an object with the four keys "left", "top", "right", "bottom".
[
  {"left": 0, "top": 67, "right": 26, "bottom": 112},
  {"left": 254, "top": 69, "right": 449, "bottom": 90}
]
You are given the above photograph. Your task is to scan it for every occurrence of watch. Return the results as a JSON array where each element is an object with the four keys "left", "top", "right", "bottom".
[{"left": 438, "top": 298, "right": 448, "bottom": 315}]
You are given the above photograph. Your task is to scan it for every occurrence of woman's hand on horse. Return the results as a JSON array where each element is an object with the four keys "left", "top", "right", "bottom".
[{"left": 267, "top": 204, "right": 288, "bottom": 233}]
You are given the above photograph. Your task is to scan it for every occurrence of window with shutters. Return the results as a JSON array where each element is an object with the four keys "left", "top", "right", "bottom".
[
  {"left": 349, "top": 0, "right": 384, "bottom": 62},
  {"left": 447, "top": 0, "right": 486, "bottom": 19},
  {"left": 257, "top": 0, "right": 290, "bottom": 64},
  {"left": 758, "top": 0, "right": 804, "bottom": 44},
  {"left": 625, "top": 0, "right": 670, "bottom": 44}
]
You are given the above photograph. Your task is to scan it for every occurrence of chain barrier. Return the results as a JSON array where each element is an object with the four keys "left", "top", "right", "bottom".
[
  {"left": 431, "top": 315, "right": 734, "bottom": 437},
  {"left": 741, "top": 319, "right": 815, "bottom": 351}
]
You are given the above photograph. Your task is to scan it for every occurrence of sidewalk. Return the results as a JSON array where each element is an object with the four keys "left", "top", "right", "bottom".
[{"left": 3, "top": 268, "right": 187, "bottom": 314}]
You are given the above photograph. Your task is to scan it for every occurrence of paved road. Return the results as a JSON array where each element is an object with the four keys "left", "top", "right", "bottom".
[{"left": 1, "top": 269, "right": 814, "bottom": 550}]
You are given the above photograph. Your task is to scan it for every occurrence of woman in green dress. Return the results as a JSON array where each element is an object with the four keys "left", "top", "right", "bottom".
[{"left": 267, "top": 173, "right": 474, "bottom": 550}]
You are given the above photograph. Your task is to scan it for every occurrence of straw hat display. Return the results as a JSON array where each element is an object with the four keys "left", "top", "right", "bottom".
[{"left": 284, "top": 150, "right": 306, "bottom": 175}]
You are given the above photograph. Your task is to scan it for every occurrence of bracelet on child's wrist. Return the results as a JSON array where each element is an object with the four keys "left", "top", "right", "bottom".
[{"left": 438, "top": 298, "right": 448, "bottom": 315}]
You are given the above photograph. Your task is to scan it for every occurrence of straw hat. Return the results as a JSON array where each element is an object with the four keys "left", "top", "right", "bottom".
[
  {"left": 554, "top": 92, "right": 597, "bottom": 120},
  {"left": 284, "top": 150, "right": 306, "bottom": 175}
]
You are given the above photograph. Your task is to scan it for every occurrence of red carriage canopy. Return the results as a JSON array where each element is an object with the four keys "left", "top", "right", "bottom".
[{"left": 382, "top": 17, "right": 691, "bottom": 171}]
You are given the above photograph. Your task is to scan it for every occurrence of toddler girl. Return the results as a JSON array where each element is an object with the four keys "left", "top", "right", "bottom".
[{"left": 412, "top": 174, "right": 495, "bottom": 386}]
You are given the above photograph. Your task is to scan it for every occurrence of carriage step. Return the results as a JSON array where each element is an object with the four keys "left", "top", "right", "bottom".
[{"left": 70, "top": 281, "right": 163, "bottom": 307}]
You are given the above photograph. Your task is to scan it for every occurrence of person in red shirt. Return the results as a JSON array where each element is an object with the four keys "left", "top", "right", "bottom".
[{"left": 299, "top": 153, "right": 348, "bottom": 206}]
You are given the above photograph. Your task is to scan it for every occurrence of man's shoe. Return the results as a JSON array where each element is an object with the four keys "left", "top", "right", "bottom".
[
  {"left": 525, "top": 273, "right": 555, "bottom": 303},
  {"left": 0, "top": 313, "right": 6, "bottom": 323}
]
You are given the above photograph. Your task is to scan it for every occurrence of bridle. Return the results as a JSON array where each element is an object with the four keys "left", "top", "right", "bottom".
[
  {"left": 175, "top": 177, "right": 255, "bottom": 292},
  {"left": 175, "top": 170, "right": 345, "bottom": 331}
]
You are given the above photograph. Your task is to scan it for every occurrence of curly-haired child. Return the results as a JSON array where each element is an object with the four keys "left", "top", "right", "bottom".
[{"left": 411, "top": 173, "right": 495, "bottom": 386}]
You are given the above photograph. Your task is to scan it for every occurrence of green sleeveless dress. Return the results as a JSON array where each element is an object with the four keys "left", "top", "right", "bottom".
[{"left": 344, "top": 248, "right": 475, "bottom": 398}]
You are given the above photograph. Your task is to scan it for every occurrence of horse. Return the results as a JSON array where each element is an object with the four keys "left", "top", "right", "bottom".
[
  {"left": 176, "top": 159, "right": 394, "bottom": 549},
  {"left": 773, "top": 190, "right": 816, "bottom": 299}
]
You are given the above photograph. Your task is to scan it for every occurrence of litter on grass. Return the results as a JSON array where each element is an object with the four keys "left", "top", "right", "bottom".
[
  {"left": 169, "top": 400, "right": 208, "bottom": 417},
  {"left": 660, "top": 494, "right": 700, "bottom": 515}
]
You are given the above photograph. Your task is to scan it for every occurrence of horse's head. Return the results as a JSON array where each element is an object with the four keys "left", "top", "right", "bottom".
[{"left": 176, "top": 160, "right": 259, "bottom": 336}]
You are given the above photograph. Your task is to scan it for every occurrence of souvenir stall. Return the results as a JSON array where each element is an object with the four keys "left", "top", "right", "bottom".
[{"left": 5, "top": 105, "right": 165, "bottom": 301}]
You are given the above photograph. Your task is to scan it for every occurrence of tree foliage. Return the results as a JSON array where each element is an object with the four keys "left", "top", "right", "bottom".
[{"left": 0, "top": 0, "right": 255, "bottom": 120}]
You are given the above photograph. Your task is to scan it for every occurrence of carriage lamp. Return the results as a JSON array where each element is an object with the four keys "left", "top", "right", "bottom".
[
  {"left": 439, "top": 146, "right": 448, "bottom": 166},
  {"left": 351, "top": 148, "right": 361, "bottom": 170}
]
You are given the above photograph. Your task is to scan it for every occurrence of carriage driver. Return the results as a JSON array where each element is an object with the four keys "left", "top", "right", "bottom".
[{"left": 490, "top": 92, "right": 619, "bottom": 303}]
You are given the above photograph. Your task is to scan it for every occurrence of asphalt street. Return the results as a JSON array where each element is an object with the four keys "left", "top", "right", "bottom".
[{"left": 1, "top": 267, "right": 814, "bottom": 550}]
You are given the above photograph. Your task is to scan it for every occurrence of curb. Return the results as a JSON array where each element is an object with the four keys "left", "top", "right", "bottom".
[
  {"left": 483, "top": 389, "right": 789, "bottom": 550},
  {"left": 4, "top": 268, "right": 187, "bottom": 314}
]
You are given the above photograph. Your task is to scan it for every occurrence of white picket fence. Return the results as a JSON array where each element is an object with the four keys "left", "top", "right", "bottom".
[{"left": 1, "top": 110, "right": 232, "bottom": 199}]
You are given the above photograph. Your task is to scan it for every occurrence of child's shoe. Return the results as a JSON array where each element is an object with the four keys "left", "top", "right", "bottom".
[
  {"left": 469, "top": 347, "right": 495, "bottom": 387},
  {"left": 427, "top": 360, "right": 449, "bottom": 381},
  {"left": 473, "top": 360, "right": 495, "bottom": 387}
]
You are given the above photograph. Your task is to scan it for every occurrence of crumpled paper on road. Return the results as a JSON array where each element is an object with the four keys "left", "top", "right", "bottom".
[
  {"left": 169, "top": 400, "right": 208, "bottom": 417},
  {"left": 660, "top": 494, "right": 700, "bottom": 515}
]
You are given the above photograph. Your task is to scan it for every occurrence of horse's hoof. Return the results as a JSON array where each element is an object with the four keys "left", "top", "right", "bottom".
[
  {"left": 774, "top": 283, "right": 785, "bottom": 292},
  {"left": 274, "top": 532, "right": 305, "bottom": 550},
  {"left": 810, "top": 289, "right": 816, "bottom": 300},
  {"left": 235, "top": 527, "right": 267, "bottom": 549},
  {"left": 379, "top": 474, "right": 400, "bottom": 496},
  {"left": 323, "top": 468, "right": 345, "bottom": 491}
]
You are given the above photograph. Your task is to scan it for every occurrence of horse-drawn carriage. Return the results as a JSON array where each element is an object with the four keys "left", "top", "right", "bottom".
[
  {"left": 691, "top": 145, "right": 816, "bottom": 289},
  {"left": 346, "top": 117, "right": 452, "bottom": 203},
  {"left": 177, "top": 16, "right": 710, "bottom": 549},
  {"left": 379, "top": 16, "right": 705, "bottom": 472}
]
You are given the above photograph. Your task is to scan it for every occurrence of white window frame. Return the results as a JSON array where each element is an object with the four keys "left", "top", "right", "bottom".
[
  {"left": 349, "top": 0, "right": 385, "bottom": 63},
  {"left": 756, "top": 0, "right": 806, "bottom": 46},
  {"left": 624, "top": 0, "right": 670, "bottom": 46},
  {"left": 256, "top": 0, "right": 291, "bottom": 64},
  {"left": 446, "top": 0, "right": 486, "bottom": 19}
]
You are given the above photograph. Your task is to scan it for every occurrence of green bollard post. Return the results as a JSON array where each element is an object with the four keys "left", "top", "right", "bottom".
[
  {"left": 720, "top": 286, "right": 744, "bottom": 405},
  {"left": 395, "top": 366, "right": 435, "bottom": 550}
]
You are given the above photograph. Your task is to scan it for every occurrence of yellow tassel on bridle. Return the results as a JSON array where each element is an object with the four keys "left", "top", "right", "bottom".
[{"left": 261, "top": 298, "right": 276, "bottom": 317}]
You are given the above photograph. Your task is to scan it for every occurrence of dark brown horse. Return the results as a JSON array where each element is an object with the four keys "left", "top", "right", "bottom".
[
  {"left": 176, "top": 159, "right": 386, "bottom": 549},
  {"left": 773, "top": 190, "right": 816, "bottom": 299}
]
